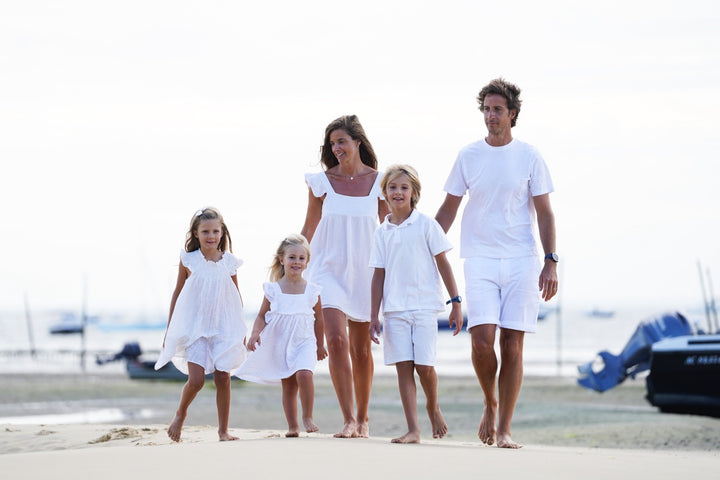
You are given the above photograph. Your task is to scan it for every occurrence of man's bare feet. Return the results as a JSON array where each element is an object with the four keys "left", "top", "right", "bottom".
[
  {"left": 219, "top": 431, "right": 239, "bottom": 441},
  {"left": 496, "top": 432, "right": 522, "bottom": 449},
  {"left": 391, "top": 431, "right": 421, "bottom": 444},
  {"left": 333, "top": 420, "right": 358, "bottom": 438},
  {"left": 355, "top": 421, "right": 369, "bottom": 438},
  {"left": 478, "top": 402, "right": 497, "bottom": 445},
  {"left": 428, "top": 407, "right": 448, "bottom": 439},
  {"left": 285, "top": 427, "right": 300, "bottom": 438},
  {"left": 167, "top": 413, "right": 185, "bottom": 442},
  {"left": 303, "top": 417, "right": 319, "bottom": 433}
]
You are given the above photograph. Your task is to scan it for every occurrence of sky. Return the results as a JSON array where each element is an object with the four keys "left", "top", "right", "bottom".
[{"left": 1, "top": 0, "right": 719, "bottom": 318}]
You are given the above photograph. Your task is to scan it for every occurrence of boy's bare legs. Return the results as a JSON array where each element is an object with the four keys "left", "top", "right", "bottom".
[
  {"left": 470, "top": 324, "right": 498, "bottom": 446},
  {"left": 324, "top": 308, "right": 357, "bottom": 438},
  {"left": 496, "top": 328, "right": 524, "bottom": 449},
  {"left": 392, "top": 361, "right": 421, "bottom": 443},
  {"left": 349, "top": 320, "right": 373, "bottom": 438},
  {"left": 415, "top": 364, "right": 447, "bottom": 439},
  {"left": 281, "top": 375, "right": 300, "bottom": 437},
  {"left": 214, "top": 370, "right": 238, "bottom": 441},
  {"left": 168, "top": 362, "right": 205, "bottom": 442},
  {"left": 296, "top": 369, "right": 319, "bottom": 432}
]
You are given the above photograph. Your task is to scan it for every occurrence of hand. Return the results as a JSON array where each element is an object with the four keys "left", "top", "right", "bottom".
[
  {"left": 539, "top": 263, "right": 559, "bottom": 301},
  {"left": 369, "top": 318, "right": 381, "bottom": 344},
  {"left": 317, "top": 345, "right": 328, "bottom": 361},
  {"left": 247, "top": 332, "right": 261, "bottom": 351},
  {"left": 448, "top": 303, "right": 463, "bottom": 336}
]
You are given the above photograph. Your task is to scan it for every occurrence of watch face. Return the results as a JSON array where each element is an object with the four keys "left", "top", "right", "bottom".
[{"left": 551, "top": 253, "right": 558, "bottom": 262}]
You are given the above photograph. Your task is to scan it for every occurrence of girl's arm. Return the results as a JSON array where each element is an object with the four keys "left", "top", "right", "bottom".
[
  {"left": 369, "top": 267, "right": 385, "bottom": 344},
  {"left": 313, "top": 299, "right": 328, "bottom": 361},
  {"left": 435, "top": 251, "right": 463, "bottom": 336},
  {"left": 164, "top": 260, "right": 189, "bottom": 347},
  {"left": 300, "top": 189, "right": 323, "bottom": 243},
  {"left": 231, "top": 274, "right": 244, "bottom": 307},
  {"left": 247, "top": 297, "right": 270, "bottom": 351}
]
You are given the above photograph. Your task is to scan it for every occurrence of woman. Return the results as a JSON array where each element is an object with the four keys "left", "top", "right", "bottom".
[{"left": 301, "top": 115, "right": 388, "bottom": 438}]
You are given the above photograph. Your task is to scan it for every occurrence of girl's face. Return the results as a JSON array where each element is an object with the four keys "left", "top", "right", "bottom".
[
  {"left": 281, "top": 245, "right": 309, "bottom": 278},
  {"left": 194, "top": 219, "right": 223, "bottom": 250},
  {"left": 385, "top": 173, "right": 413, "bottom": 212},
  {"left": 329, "top": 129, "right": 361, "bottom": 164}
]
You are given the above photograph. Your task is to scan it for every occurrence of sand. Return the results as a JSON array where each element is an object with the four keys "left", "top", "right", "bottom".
[{"left": 1, "top": 373, "right": 719, "bottom": 479}]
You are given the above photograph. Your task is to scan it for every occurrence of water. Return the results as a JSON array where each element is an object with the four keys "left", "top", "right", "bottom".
[{"left": 1, "top": 305, "right": 704, "bottom": 378}]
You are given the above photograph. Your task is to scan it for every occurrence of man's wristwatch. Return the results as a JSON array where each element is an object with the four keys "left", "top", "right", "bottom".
[
  {"left": 446, "top": 296, "right": 462, "bottom": 305},
  {"left": 544, "top": 252, "right": 559, "bottom": 263}
]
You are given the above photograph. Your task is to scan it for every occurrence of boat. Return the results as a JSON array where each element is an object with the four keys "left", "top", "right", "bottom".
[
  {"left": 48, "top": 312, "right": 100, "bottom": 334},
  {"left": 96, "top": 342, "right": 211, "bottom": 381},
  {"left": 587, "top": 308, "right": 615, "bottom": 318},
  {"left": 645, "top": 334, "right": 720, "bottom": 417}
]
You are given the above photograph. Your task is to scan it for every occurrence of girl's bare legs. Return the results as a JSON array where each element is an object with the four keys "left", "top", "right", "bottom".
[
  {"left": 281, "top": 375, "right": 300, "bottom": 437},
  {"left": 296, "top": 369, "right": 318, "bottom": 432},
  {"left": 392, "top": 361, "right": 420, "bottom": 443},
  {"left": 324, "top": 308, "right": 357, "bottom": 438},
  {"left": 214, "top": 370, "right": 238, "bottom": 441},
  {"left": 349, "top": 320, "right": 373, "bottom": 438},
  {"left": 415, "top": 364, "right": 448, "bottom": 439},
  {"left": 168, "top": 362, "right": 205, "bottom": 442}
]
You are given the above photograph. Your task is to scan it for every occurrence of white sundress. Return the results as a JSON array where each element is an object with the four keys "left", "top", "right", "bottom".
[
  {"left": 237, "top": 281, "right": 322, "bottom": 385},
  {"left": 304, "top": 171, "right": 383, "bottom": 321},
  {"left": 155, "top": 249, "right": 247, "bottom": 375}
]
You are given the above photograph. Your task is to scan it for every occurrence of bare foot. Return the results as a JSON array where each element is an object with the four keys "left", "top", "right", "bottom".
[
  {"left": 478, "top": 401, "right": 497, "bottom": 446},
  {"left": 285, "top": 427, "right": 300, "bottom": 438},
  {"left": 167, "top": 413, "right": 185, "bottom": 442},
  {"left": 219, "top": 431, "right": 239, "bottom": 441},
  {"left": 355, "top": 421, "right": 369, "bottom": 438},
  {"left": 496, "top": 432, "right": 522, "bottom": 449},
  {"left": 303, "top": 417, "right": 319, "bottom": 433},
  {"left": 391, "top": 431, "right": 421, "bottom": 444},
  {"left": 428, "top": 406, "right": 448, "bottom": 439},
  {"left": 333, "top": 420, "right": 358, "bottom": 438}
]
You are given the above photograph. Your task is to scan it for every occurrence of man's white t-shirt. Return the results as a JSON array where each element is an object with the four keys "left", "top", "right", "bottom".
[
  {"left": 369, "top": 210, "right": 452, "bottom": 313},
  {"left": 443, "top": 138, "right": 554, "bottom": 259}
]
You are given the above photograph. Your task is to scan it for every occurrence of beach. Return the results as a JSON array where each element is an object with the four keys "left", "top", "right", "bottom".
[{"left": 1, "top": 372, "right": 719, "bottom": 478}]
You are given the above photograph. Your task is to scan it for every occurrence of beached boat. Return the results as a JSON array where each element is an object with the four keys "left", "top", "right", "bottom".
[{"left": 96, "top": 342, "right": 210, "bottom": 381}]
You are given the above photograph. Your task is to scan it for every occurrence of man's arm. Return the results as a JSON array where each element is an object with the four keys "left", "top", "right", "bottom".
[
  {"left": 435, "top": 193, "right": 463, "bottom": 233},
  {"left": 533, "top": 193, "right": 558, "bottom": 301}
]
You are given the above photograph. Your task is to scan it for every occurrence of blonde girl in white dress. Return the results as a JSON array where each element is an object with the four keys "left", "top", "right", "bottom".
[
  {"left": 238, "top": 234, "right": 327, "bottom": 437},
  {"left": 301, "top": 115, "right": 389, "bottom": 438},
  {"left": 156, "top": 207, "right": 247, "bottom": 442}
]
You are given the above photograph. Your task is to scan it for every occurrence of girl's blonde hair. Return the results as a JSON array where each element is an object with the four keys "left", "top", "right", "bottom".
[
  {"left": 185, "top": 207, "right": 232, "bottom": 253},
  {"left": 381, "top": 164, "right": 422, "bottom": 209},
  {"left": 269, "top": 234, "right": 311, "bottom": 282}
]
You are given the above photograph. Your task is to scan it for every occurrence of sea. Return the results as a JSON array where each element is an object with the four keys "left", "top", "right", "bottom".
[{"left": 0, "top": 305, "right": 708, "bottom": 378}]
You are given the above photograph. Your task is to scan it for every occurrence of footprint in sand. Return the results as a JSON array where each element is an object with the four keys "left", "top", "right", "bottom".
[{"left": 88, "top": 427, "right": 142, "bottom": 444}]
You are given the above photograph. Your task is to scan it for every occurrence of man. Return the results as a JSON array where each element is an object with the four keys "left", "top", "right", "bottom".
[{"left": 435, "top": 78, "right": 558, "bottom": 448}]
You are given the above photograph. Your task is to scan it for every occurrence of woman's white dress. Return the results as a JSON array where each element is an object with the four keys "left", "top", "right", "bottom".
[
  {"left": 237, "top": 281, "right": 322, "bottom": 385},
  {"left": 155, "top": 249, "right": 247, "bottom": 375},
  {"left": 304, "top": 171, "right": 383, "bottom": 321}
]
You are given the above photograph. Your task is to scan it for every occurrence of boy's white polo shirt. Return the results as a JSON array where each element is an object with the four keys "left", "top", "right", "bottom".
[{"left": 369, "top": 209, "right": 452, "bottom": 313}]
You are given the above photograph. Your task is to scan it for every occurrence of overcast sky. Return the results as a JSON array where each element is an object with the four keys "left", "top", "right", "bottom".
[{"left": 2, "top": 0, "right": 718, "bottom": 317}]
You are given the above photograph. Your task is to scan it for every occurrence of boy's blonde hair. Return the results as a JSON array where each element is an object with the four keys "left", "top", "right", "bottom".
[
  {"left": 381, "top": 164, "right": 422, "bottom": 209},
  {"left": 269, "top": 234, "right": 311, "bottom": 282}
]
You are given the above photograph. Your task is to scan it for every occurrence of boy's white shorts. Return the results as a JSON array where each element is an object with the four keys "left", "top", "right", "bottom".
[{"left": 382, "top": 310, "right": 438, "bottom": 366}]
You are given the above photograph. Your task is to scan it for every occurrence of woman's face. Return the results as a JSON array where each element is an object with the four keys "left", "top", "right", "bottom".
[{"left": 329, "top": 129, "right": 361, "bottom": 164}]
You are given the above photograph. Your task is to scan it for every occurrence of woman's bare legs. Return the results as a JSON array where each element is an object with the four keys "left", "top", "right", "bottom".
[
  {"left": 168, "top": 362, "right": 205, "bottom": 442},
  {"left": 324, "top": 308, "right": 357, "bottom": 437},
  {"left": 214, "top": 370, "right": 238, "bottom": 441},
  {"left": 348, "top": 320, "right": 373, "bottom": 438}
]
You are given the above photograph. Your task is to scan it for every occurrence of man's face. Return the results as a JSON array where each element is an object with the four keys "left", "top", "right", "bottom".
[{"left": 482, "top": 93, "right": 515, "bottom": 137}]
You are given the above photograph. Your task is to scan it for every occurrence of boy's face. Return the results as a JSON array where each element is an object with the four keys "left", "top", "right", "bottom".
[{"left": 385, "top": 173, "right": 413, "bottom": 212}]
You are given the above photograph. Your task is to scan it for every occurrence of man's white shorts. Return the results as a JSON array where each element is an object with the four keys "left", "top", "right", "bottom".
[
  {"left": 382, "top": 310, "right": 438, "bottom": 366},
  {"left": 464, "top": 256, "right": 541, "bottom": 333}
]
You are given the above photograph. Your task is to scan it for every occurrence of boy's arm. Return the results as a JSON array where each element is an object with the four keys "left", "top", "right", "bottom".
[
  {"left": 313, "top": 298, "right": 328, "bottom": 360},
  {"left": 435, "top": 251, "right": 463, "bottom": 335},
  {"left": 369, "top": 267, "right": 385, "bottom": 344},
  {"left": 247, "top": 297, "right": 270, "bottom": 351}
]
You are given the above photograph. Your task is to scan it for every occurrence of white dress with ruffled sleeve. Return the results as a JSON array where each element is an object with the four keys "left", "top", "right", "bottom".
[
  {"left": 155, "top": 249, "right": 247, "bottom": 375},
  {"left": 237, "top": 281, "right": 322, "bottom": 385},
  {"left": 303, "top": 172, "right": 382, "bottom": 321}
]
